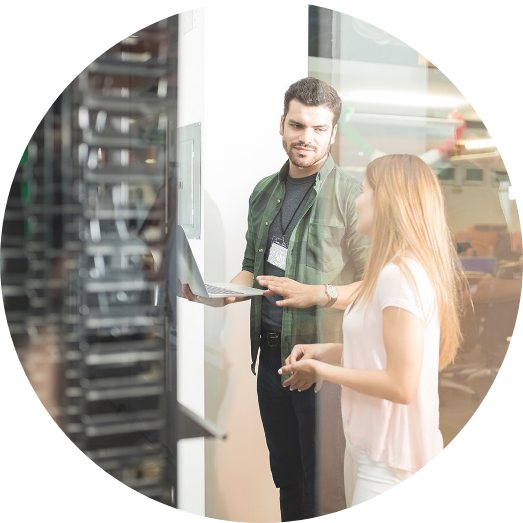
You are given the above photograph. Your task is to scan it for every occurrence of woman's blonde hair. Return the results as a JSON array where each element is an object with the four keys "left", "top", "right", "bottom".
[{"left": 354, "top": 154, "right": 466, "bottom": 370}]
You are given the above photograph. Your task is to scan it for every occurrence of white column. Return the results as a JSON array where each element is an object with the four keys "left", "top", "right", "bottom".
[{"left": 177, "top": 2, "right": 309, "bottom": 518}]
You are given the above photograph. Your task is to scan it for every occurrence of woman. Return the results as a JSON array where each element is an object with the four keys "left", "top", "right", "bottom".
[{"left": 257, "top": 154, "right": 465, "bottom": 506}]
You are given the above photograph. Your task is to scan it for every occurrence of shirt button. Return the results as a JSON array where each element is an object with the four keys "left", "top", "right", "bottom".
[
  {"left": 277, "top": 199, "right": 281, "bottom": 203},
  {"left": 259, "top": 249, "right": 263, "bottom": 253},
  {"left": 265, "top": 222, "right": 268, "bottom": 226}
]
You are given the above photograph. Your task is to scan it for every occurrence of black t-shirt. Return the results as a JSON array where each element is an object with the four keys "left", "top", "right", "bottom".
[{"left": 261, "top": 172, "right": 317, "bottom": 332}]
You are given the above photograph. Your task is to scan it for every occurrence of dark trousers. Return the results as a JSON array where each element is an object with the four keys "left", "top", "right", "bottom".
[{"left": 257, "top": 330, "right": 346, "bottom": 521}]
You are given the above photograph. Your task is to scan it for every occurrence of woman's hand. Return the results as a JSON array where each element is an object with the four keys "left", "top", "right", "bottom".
[
  {"left": 278, "top": 359, "right": 324, "bottom": 393},
  {"left": 285, "top": 343, "right": 328, "bottom": 366},
  {"left": 256, "top": 276, "right": 326, "bottom": 308}
]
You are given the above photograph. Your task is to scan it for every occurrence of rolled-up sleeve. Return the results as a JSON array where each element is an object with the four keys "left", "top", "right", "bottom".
[
  {"left": 344, "top": 184, "right": 369, "bottom": 281},
  {"left": 241, "top": 193, "right": 256, "bottom": 274}
]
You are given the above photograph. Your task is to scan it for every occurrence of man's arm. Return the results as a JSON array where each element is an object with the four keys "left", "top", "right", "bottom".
[
  {"left": 229, "top": 270, "right": 255, "bottom": 302},
  {"left": 256, "top": 276, "right": 361, "bottom": 310}
]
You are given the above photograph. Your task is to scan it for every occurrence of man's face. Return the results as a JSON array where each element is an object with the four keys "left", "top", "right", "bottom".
[{"left": 280, "top": 99, "right": 337, "bottom": 170}]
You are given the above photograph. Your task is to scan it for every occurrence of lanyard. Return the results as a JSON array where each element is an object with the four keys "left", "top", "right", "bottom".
[{"left": 279, "top": 181, "right": 315, "bottom": 244}]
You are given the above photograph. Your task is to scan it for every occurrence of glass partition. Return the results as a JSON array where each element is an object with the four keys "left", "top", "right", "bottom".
[{"left": 309, "top": 5, "right": 521, "bottom": 445}]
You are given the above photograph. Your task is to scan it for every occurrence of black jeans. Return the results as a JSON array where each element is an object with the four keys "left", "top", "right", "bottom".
[{"left": 257, "top": 332, "right": 316, "bottom": 521}]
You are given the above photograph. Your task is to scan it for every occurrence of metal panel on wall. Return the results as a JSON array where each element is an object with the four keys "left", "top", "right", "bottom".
[{"left": 177, "top": 122, "right": 201, "bottom": 239}]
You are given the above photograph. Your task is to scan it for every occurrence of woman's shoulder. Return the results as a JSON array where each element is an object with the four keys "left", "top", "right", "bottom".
[
  {"left": 379, "top": 259, "right": 429, "bottom": 281},
  {"left": 376, "top": 260, "right": 434, "bottom": 317},
  {"left": 377, "top": 259, "right": 433, "bottom": 298},
  {"left": 405, "top": 259, "right": 432, "bottom": 288}
]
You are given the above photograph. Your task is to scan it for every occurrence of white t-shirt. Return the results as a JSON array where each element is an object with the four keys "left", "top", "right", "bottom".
[{"left": 341, "top": 260, "right": 443, "bottom": 473}]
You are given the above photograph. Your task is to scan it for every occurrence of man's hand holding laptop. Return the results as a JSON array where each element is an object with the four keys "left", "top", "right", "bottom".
[
  {"left": 177, "top": 269, "right": 265, "bottom": 307},
  {"left": 179, "top": 281, "right": 237, "bottom": 307}
]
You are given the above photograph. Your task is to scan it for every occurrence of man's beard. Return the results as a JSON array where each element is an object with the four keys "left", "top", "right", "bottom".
[{"left": 282, "top": 138, "right": 330, "bottom": 169}]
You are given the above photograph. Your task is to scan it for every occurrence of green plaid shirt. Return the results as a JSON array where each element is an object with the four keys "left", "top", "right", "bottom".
[{"left": 242, "top": 154, "right": 369, "bottom": 375}]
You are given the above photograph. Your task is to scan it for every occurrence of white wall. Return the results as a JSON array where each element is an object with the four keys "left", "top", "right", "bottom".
[{"left": 176, "top": 3, "right": 308, "bottom": 519}]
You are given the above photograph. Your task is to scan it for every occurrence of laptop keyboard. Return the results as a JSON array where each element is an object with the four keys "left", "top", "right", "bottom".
[{"left": 205, "top": 284, "right": 245, "bottom": 296}]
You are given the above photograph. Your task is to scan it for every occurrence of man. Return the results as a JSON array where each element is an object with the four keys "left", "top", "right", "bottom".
[{"left": 182, "top": 77, "right": 368, "bottom": 520}]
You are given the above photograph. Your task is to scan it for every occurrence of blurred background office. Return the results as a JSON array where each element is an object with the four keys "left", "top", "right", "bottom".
[{"left": 1, "top": 3, "right": 520, "bottom": 522}]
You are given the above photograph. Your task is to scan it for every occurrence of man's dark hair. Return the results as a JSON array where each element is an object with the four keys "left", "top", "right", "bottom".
[{"left": 283, "top": 77, "right": 342, "bottom": 126}]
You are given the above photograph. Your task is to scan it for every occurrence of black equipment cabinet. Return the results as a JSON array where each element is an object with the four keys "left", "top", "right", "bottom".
[{"left": 1, "top": 14, "right": 223, "bottom": 508}]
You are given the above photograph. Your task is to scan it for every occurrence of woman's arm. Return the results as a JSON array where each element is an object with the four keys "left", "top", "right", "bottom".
[
  {"left": 256, "top": 276, "right": 362, "bottom": 311},
  {"left": 280, "top": 306, "right": 424, "bottom": 404},
  {"left": 282, "top": 343, "right": 343, "bottom": 392},
  {"left": 286, "top": 343, "right": 343, "bottom": 365}
]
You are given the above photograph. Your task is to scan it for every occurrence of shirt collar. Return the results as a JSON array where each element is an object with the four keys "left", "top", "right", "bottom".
[{"left": 278, "top": 153, "right": 335, "bottom": 184}]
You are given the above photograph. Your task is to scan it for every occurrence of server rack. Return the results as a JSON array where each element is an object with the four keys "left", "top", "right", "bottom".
[
  {"left": 2, "top": 144, "right": 34, "bottom": 339},
  {"left": 2, "top": 101, "right": 64, "bottom": 421},
  {"left": 1, "top": 15, "right": 223, "bottom": 508},
  {"left": 62, "top": 19, "right": 177, "bottom": 503}
]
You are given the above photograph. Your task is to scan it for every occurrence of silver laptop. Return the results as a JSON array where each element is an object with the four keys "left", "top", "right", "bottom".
[{"left": 176, "top": 225, "right": 265, "bottom": 298}]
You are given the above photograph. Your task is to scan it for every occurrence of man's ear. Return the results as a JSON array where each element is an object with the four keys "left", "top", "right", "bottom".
[
  {"left": 279, "top": 115, "right": 285, "bottom": 136},
  {"left": 330, "top": 124, "right": 338, "bottom": 144}
]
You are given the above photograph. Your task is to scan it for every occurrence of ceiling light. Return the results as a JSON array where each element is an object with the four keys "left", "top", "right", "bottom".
[
  {"left": 145, "top": 159, "right": 156, "bottom": 164},
  {"left": 122, "top": 36, "right": 139, "bottom": 45},
  {"left": 120, "top": 52, "right": 152, "bottom": 63},
  {"left": 341, "top": 90, "right": 465, "bottom": 108},
  {"left": 449, "top": 151, "right": 500, "bottom": 162},
  {"left": 462, "top": 138, "right": 496, "bottom": 150}
]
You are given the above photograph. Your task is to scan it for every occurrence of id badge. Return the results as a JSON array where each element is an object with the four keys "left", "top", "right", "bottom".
[{"left": 267, "top": 242, "right": 288, "bottom": 270}]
